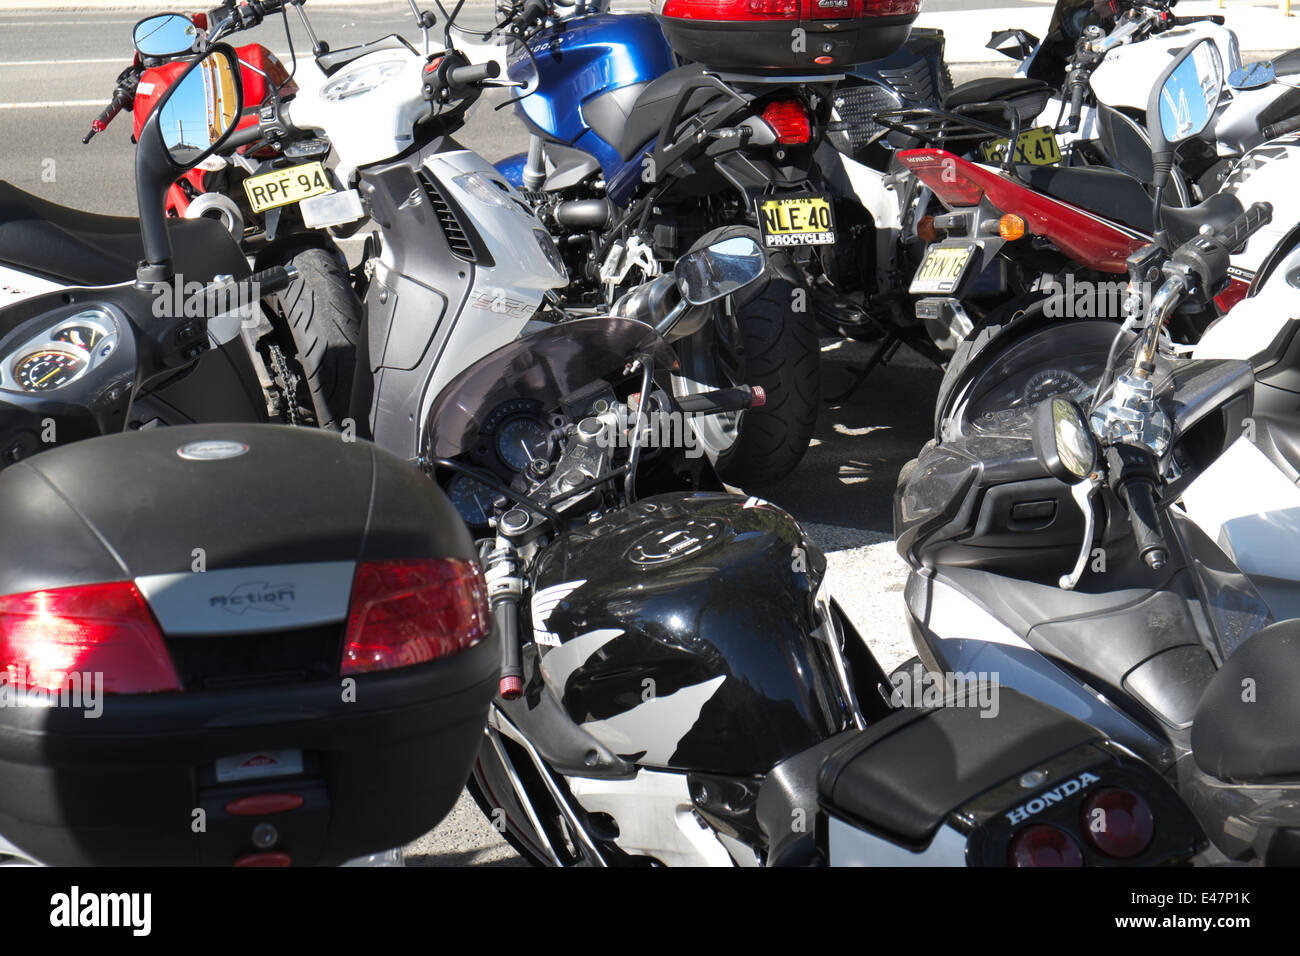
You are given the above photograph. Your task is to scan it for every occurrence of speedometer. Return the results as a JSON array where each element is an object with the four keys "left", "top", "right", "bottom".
[
  {"left": 13, "top": 348, "right": 88, "bottom": 391},
  {"left": 448, "top": 474, "right": 495, "bottom": 527},
  {"left": 496, "top": 417, "right": 549, "bottom": 471},
  {"left": 1023, "top": 369, "right": 1087, "bottom": 406}
]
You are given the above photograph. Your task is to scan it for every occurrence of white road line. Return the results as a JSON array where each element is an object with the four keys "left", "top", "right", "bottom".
[
  {"left": 0, "top": 58, "right": 124, "bottom": 67},
  {"left": 0, "top": 100, "right": 103, "bottom": 110}
]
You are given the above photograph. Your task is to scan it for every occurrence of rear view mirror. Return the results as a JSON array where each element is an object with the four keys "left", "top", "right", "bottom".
[
  {"left": 158, "top": 49, "right": 242, "bottom": 166},
  {"left": 674, "top": 236, "right": 765, "bottom": 306},
  {"left": 1032, "top": 398, "right": 1097, "bottom": 482},
  {"left": 135, "top": 46, "right": 243, "bottom": 281},
  {"left": 133, "top": 14, "right": 201, "bottom": 57},
  {"left": 1228, "top": 60, "right": 1275, "bottom": 91},
  {"left": 1148, "top": 38, "right": 1223, "bottom": 148}
]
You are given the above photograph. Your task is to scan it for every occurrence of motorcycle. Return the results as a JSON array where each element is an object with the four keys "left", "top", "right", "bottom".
[
  {"left": 416, "top": 234, "right": 1201, "bottom": 866},
  {"left": 0, "top": 46, "right": 497, "bottom": 867},
  {"left": 465, "top": 0, "right": 934, "bottom": 486},
  {"left": 82, "top": 8, "right": 364, "bottom": 429},
  {"left": 895, "top": 39, "right": 1300, "bottom": 864}
]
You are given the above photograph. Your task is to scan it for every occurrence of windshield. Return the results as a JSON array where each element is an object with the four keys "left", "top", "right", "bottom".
[{"left": 425, "top": 317, "right": 678, "bottom": 460}]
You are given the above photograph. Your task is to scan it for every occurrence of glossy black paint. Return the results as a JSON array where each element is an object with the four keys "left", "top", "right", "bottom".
[{"left": 529, "top": 490, "right": 852, "bottom": 776}]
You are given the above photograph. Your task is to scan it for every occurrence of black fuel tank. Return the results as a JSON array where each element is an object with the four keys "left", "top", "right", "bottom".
[{"left": 528, "top": 491, "right": 850, "bottom": 776}]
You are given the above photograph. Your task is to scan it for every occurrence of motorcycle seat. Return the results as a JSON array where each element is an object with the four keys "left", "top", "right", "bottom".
[
  {"left": 614, "top": 63, "right": 718, "bottom": 161},
  {"left": 943, "top": 76, "right": 1050, "bottom": 112},
  {"left": 1011, "top": 165, "right": 1247, "bottom": 245},
  {"left": 0, "top": 180, "right": 247, "bottom": 288},
  {"left": 1192, "top": 619, "right": 1300, "bottom": 783}
]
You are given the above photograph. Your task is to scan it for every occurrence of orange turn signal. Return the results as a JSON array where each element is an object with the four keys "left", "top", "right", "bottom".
[
  {"left": 917, "top": 215, "right": 937, "bottom": 242},
  {"left": 999, "top": 214, "right": 1026, "bottom": 241}
]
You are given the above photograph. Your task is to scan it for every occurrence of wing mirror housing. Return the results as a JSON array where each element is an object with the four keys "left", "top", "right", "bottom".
[
  {"left": 1032, "top": 397, "right": 1098, "bottom": 483},
  {"left": 673, "top": 235, "right": 766, "bottom": 307},
  {"left": 134, "top": 46, "right": 243, "bottom": 284}
]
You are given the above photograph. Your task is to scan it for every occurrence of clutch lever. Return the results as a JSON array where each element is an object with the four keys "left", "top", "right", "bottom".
[{"left": 1059, "top": 474, "right": 1102, "bottom": 590}]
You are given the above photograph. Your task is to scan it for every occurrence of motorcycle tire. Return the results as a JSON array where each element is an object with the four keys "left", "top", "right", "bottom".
[
  {"left": 672, "top": 225, "right": 821, "bottom": 488},
  {"left": 268, "top": 246, "right": 363, "bottom": 430}
]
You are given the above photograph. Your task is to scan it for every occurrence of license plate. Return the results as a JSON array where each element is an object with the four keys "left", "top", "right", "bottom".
[
  {"left": 910, "top": 244, "right": 975, "bottom": 294},
  {"left": 757, "top": 194, "right": 836, "bottom": 247},
  {"left": 215, "top": 748, "right": 304, "bottom": 782},
  {"left": 243, "top": 162, "right": 333, "bottom": 213},
  {"left": 978, "top": 126, "right": 1061, "bottom": 167}
]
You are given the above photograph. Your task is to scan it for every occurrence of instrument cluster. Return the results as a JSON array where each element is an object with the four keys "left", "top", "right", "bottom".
[
  {"left": 445, "top": 397, "right": 559, "bottom": 528},
  {"left": 0, "top": 307, "right": 122, "bottom": 395}
]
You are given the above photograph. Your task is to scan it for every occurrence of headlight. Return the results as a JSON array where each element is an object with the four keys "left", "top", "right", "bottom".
[
  {"left": 320, "top": 60, "right": 406, "bottom": 102},
  {"left": 451, "top": 171, "right": 517, "bottom": 210}
]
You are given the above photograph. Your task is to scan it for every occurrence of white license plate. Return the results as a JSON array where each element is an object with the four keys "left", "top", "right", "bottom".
[{"left": 909, "top": 245, "right": 975, "bottom": 295}]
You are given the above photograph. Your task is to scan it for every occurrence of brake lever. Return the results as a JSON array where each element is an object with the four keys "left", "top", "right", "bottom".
[{"left": 1059, "top": 474, "right": 1102, "bottom": 590}]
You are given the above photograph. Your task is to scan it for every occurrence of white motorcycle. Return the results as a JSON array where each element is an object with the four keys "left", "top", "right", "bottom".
[{"left": 180, "top": 0, "right": 569, "bottom": 461}]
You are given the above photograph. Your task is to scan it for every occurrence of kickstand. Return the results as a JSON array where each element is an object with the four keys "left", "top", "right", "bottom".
[{"left": 828, "top": 331, "right": 902, "bottom": 402}]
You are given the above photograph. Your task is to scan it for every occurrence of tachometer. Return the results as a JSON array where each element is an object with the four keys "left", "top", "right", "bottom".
[
  {"left": 52, "top": 324, "right": 105, "bottom": 351},
  {"left": 496, "top": 417, "right": 549, "bottom": 471},
  {"left": 1023, "top": 369, "right": 1087, "bottom": 406},
  {"left": 448, "top": 473, "right": 495, "bottom": 527},
  {"left": 13, "top": 348, "right": 87, "bottom": 391}
]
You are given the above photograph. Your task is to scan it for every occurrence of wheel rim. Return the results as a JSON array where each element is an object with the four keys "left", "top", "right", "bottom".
[{"left": 672, "top": 306, "right": 746, "bottom": 461}]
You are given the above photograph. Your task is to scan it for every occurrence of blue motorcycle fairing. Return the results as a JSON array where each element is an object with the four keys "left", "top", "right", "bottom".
[{"left": 507, "top": 12, "right": 674, "bottom": 185}]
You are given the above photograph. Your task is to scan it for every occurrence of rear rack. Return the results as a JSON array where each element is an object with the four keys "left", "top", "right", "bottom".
[{"left": 875, "top": 100, "right": 1025, "bottom": 174}]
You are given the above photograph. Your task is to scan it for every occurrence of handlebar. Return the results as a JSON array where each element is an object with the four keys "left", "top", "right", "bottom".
[
  {"left": 1215, "top": 201, "right": 1273, "bottom": 254},
  {"left": 674, "top": 384, "right": 766, "bottom": 414},
  {"left": 1108, "top": 445, "right": 1168, "bottom": 571},
  {"left": 446, "top": 60, "right": 500, "bottom": 90}
]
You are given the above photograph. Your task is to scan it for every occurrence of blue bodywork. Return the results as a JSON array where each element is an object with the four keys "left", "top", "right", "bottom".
[{"left": 499, "top": 12, "right": 674, "bottom": 204}]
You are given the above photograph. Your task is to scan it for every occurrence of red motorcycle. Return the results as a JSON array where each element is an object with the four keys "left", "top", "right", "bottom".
[
  {"left": 84, "top": 5, "right": 361, "bottom": 429},
  {"left": 898, "top": 145, "right": 1253, "bottom": 431}
]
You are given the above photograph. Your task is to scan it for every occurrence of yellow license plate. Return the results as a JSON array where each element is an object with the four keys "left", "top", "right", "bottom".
[
  {"left": 978, "top": 126, "right": 1061, "bottom": 167},
  {"left": 243, "top": 162, "right": 333, "bottom": 213},
  {"left": 909, "top": 245, "right": 974, "bottom": 294},
  {"left": 757, "top": 194, "right": 836, "bottom": 247}
]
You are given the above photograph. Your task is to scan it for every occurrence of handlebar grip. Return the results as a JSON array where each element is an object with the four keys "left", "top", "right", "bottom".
[
  {"left": 220, "top": 123, "right": 264, "bottom": 151},
  {"left": 1216, "top": 201, "right": 1273, "bottom": 253},
  {"left": 494, "top": 599, "right": 523, "bottom": 700},
  {"left": 446, "top": 61, "right": 501, "bottom": 89},
  {"left": 674, "top": 385, "right": 766, "bottom": 414},
  {"left": 246, "top": 265, "right": 296, "bottom": 297},
  {"left": 1119, "top": 478, "right": 1168, "bottom": 571},
  {"left": 1262, "top": 115, "right": 1300, "bottom": 140},
  {"left": 1067, "top": 75, "right": 1086, "bottom": 131}
]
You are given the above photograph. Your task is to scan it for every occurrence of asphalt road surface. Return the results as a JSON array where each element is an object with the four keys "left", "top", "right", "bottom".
[{"left": 0, "top": 3, "right": 1013, "bottom": 865}]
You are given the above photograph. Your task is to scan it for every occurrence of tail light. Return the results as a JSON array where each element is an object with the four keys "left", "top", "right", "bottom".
[
  {"left": 661, "top": 0, "right": 919, "bottom": 19},
  {"left": 898, "top": 149, "right": 985, "bottom": 207},
  {"left": 1081, "top": 788, "right": 1155, "bottom": 859},
  {"left": 1008, "top": 825, "right": 1084, "bottom": 867},
  {"left": 898, "top": 148, "right": 1145, "bottom": 272},
  {"left": 0, "top": 582, "right": 180, "bottom": 694},
  {"left": 342, "top": 559, "right": 489, "bottom": 676},
  {"left": 762, "top": 99, "right": 812, "bottom": 145}
]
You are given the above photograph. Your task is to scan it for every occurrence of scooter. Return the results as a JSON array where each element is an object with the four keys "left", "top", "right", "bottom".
[
  {"left": 0, "top": 45, "right": 497, "bottom": 867},
  {"left": 81, "top": 9, "right": 365, "bottom": 429},
  {"left": 896, "top": 39, "right": 1300, "bottom": 864}
]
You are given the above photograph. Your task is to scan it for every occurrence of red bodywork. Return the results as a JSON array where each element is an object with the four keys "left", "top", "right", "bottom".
[
  {"left": 898, "top": 148, "right": 1146, "bottom": 273},
  {"left": 133, "top": 43, "right": 296, "bottom": 217}
]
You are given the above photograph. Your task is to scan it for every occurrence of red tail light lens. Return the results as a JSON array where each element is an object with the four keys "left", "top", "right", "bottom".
[
  {"left": 762, "top": 99, "right": 812, "bottom": 145},
  {"left": 860, "top": 0, "right": 921, "bottom": 13},
  {"left": 1008, "top": 825, "right": 1084, "bottom": 867},
  {"left": 0, "top": 582, "right": 180, "bottom": 694},
  {"left": 1081, "top": 788, "right": 1154, "bottom": 859},
  {"left": 898, "top": 149, "right": 985, "bottom": 207},
  {"left": 662, "top": 0, "right": 800, "bottom": 20},
  {"left": 342, "top": 559, "right": 489, "bottom": 676}
]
